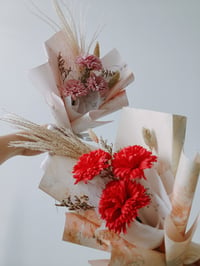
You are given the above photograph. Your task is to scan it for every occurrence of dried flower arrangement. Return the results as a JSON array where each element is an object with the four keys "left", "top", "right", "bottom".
[{"left": 29, "top": 0, "right": 134, "bottom": 134}]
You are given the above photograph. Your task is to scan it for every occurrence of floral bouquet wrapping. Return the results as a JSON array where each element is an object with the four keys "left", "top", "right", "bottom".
[
  {"left": 40, "top": 107, "right": 200, "bottom": 266},
  {"left": 29, "top": 0, "right": 134, "bottom": 134},
  {"left": 4, "top": 107, "right": 200, "bottom": 266}
]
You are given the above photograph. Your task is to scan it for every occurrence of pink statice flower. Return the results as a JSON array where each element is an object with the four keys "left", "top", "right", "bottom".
[
  {"left": 86, "top": 73, "right": 108, "bottom": 92},
  {"left": 75, "top": 55, "right": 103, "bottom": 71},
  {"left": 60, "top": 79, "right": 88, "bottom": 100}
]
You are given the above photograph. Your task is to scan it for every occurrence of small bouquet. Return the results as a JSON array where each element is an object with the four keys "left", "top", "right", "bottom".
[
  {"left": 29, "top": 0, "right": 134, "bottom": 134},
  {"left": 4, "top": 107, "right": 200, "bottom": 266}
]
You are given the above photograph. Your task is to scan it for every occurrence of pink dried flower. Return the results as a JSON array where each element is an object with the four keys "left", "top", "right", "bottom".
[
  {"left": 86, "top": 73, "right": 108, "bottom": 92},
  {"left": 60, "top": 79, "right": 88, "bottom": 100},
  {"left": 76, "top": 55, "right": 103, "bottom": 71}
]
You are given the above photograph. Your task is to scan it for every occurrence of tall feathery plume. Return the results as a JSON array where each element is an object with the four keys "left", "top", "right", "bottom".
[
  {"left": 1, "top": 114, "right": 91, "bottom": 159},
  {"left": 27, "top": 0, "right": 61, "bottom": 32},
  {"left": 53, "top": 0, "right": 81, "bottom": 56},
  {"left": 54, "top": 0, "right": 102, "bottom": 56}
]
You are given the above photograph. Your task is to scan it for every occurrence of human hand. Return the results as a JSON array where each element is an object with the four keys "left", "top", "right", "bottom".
[{"left": 0, "top": 133, "right": 43, "bottom": 164}]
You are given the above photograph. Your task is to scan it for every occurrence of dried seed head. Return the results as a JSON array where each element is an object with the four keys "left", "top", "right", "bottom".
[
  {"left": 108, "top": 71, "right": 120, "bottom": 88},
  {"left": 142, "top": 127, "right": 157, "bottom": 152},
  {"left": 93, "top": 42, "right": 100, "bottom": 58}
]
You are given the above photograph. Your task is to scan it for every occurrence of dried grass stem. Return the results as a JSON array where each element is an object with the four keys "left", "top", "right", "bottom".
[{"left": 1, "top": 114, "right": 91, "bottom": 159}]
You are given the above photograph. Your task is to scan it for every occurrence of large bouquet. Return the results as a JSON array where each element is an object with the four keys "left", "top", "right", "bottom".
[{"left": 4, "top": 107, "right": 200, "bottom": 265}]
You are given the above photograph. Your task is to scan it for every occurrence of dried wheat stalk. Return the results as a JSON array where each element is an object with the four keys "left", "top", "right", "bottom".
[{"left": 1, "top": 114, "right": 91, "bottom": 159}]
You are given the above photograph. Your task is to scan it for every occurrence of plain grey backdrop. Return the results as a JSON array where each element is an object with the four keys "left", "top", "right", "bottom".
[{"left": 0, "top": 0, "right": 200, "bottom": 265}]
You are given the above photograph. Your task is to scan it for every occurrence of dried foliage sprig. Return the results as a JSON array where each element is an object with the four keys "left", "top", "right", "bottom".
[
  {"left": 142, "top": 127, "right": 158, "bottom": 152},
  {"left": 57, "top": 52, "right": 72, "bottom": 82},
  {"left": 55, "top": 195, "right": 94, "bottom": 211},
  {"left": 86, "top": 130, "right": 113, "bottom": 154},
  {"left": 99, "top": 167, "right": 114, "bottom": 180},
  {"left": 99, "top": 136, "right": 113, "bottom": 155},
  {"left": 101, "top": 69, "right": 117, "bottom": 78},
  {"left": 1, "top": 114, "right": 91, "bottom": 159}
]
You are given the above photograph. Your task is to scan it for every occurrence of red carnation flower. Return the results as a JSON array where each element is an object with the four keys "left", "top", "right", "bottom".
[
  {"left": 112, "top": 145, "right": 157, "bottom": 180},
  {"left": 99, "top": 179, "right": 150, "bottom": 234},
  {"left": 73, "top": 149, "right": 111, "bottom": 184}
]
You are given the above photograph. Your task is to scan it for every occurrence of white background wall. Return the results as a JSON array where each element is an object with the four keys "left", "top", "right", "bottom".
[{"left": 0, "top": 0, "right": 200, "bottom": 265}]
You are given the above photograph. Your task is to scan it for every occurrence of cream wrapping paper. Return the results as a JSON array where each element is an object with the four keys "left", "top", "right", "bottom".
[
  {"left": 170, "top": 152, "right": 200, "bottom": 235},
  {"left": 89, "top": 260, "right": 109, "bottom": 266},
  {"left": 89, "top": 245, "right": 166, "bottom": 266},
  {"left": 164, "top": 215, "right": 200, "bottom": 265},
  {"left": 28, "top": 63, "right": 71, "bottom": 128},
  {"left": 164, "top": 152, "right": 200, "bottom": 266},
  {"left": 39, "top": 153, "right": 108, "bottom": 208},
  {"left": 114, "top": 108, "right": 186, "bottom": 179}
]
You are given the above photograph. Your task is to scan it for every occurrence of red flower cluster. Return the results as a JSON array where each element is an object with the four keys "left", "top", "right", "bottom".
[
  {"left": 99, "top": 179, "right": 151, "bottom": 234},
  {"left": 112, "top": 145, "right": 157, "bottom": 180},
  {"left": 73, "top": 145, "right": 157, "bottom": 233},
  {"left": 73, "top": 149, "right": 111, "bottom": 184}
]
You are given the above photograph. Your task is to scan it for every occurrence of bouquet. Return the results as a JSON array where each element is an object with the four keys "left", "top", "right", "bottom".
[
  {"left": 29, "top": 0, "right": 134, "bottom": 134},
  {"left": 4, "top": 107, "right": 200, "bottom": 265}
]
